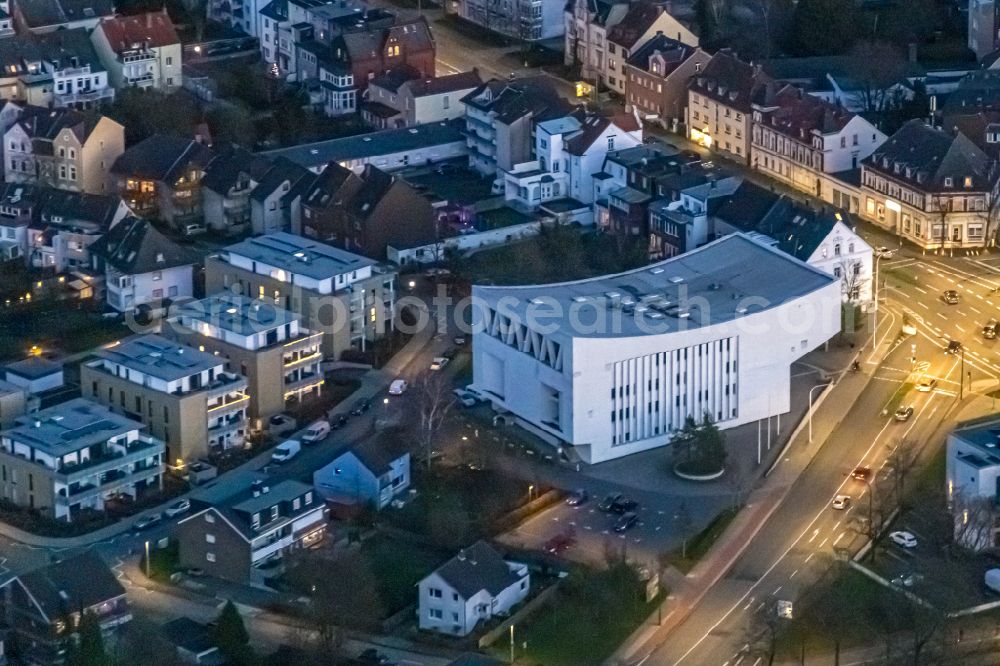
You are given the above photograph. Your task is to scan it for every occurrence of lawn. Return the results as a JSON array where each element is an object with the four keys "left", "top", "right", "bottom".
[
  {"left": 0, "top": 301, "right": 128, "bottom": 362},
  {"left": 140, "top": 540, "right": 181, "bottom": 582},
  {"left": 663, "top": 508, "right": 739, "bottom": 573}
]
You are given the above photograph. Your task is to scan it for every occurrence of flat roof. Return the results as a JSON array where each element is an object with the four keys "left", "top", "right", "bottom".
[
  {"left": 222, "top": 232, "right": 375, "bottom": 280},
  {"left": 952, "top": 415, "right": 1000, "bottom": 467},
  {"left": 93, "top": 334, "right": 222, "bottom": 381},
  {"left": 260, "top": 119, "right": 465, "bottom": 170},
  {"left": 3, "top": 398, "right": 142, "bottom": 453},
  {"left": 5, "top": 357, "right": 62, "bottom": 380},
  {"left": 174, "top": 294, "right": 301, "bottom": 337},
  {"left": 473, "top": 233, "right": 836, "bottom": 339}
]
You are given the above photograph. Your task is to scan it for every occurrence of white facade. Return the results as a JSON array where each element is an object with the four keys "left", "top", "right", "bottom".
[
  {"left": 105, "top": 264, "right": 193, "bottom": 312},
  {"left": 946, "top": 418, "right": 1000, "bottom": 551},
  {"left": 449, "top": 0, "right": 563, "bottom": 41},
  {"left": 563, "top": 0, "right": 628, "bottom": 79},
  {"left": 802, "top": 221, "right": 874, "bottom": 304},
  {"left": 471, "top": 233, "right": 841, "bottom": 464},
  {"left": 313, "top": 449, "right": 410, "bottom": 509},
  {"left": 417, "top": 559, "right": 530, "bottom": 636}
]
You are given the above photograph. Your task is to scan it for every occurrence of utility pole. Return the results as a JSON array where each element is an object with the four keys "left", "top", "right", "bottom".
[{"left": 960, "top": 347, "right": 966, "bottom": 400}]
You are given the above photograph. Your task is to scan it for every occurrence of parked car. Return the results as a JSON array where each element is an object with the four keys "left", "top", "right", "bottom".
[
  {"left": 453, "top": 336, "right": 467, "bottom": 346},
  {"left": 851, "top": 467, "right": 872, "bottom": 482},
  {"left": 350, "top": 400, "right": 371, "bottom": 416},
  {"left": 268, "top": 413, "right": 297, "bottom": 436},
  {"left": 942, "top": 290, "right": 960, "bottom": 305},
  {"left": 831, "top": 494, "right": 851, "bottom": 510},
  {"left": 945, "top": 340, "right": 963, "bottom": 355},
  {"left": 984, "top": 320, "right": 999, "bottom": 340},
  {"left": 134, "top": 514, "right": 162, "bottom": 531},
  {"left": 164, "top": 499, "right": 191, "bottom": 518},
  {"left": 271, "top": 439, "right": 301, "bottom": 463},
  {"left": 330, "top": 414, "right": 348, "bottom": 430},
  {"left": 598, "top": 493, "right": 624, "bottom": 512},
  {"left": 566, "top": 489, "right": 589, "bottom": 506},
  {"left": 301, "top": 420, "right": 330, "bottom": 444},
  {"left": 389, "top": 379, "right": 408, "bottom": 395},
  {"left": 430, "top": 357, "right": 449, "bottom": 371},
  {"left": 894, "top": 405, "right": 914, "bottom": 422},
  {"left": 984, "top": 568, "right": 1000, "bottom": 594},
  {"left": 889, "top": 530, "right": 918, "bottom": 548},
  {"left": 614, "top": 512, "right": 638, "bottom": 532},
  {"left": 609, "top": 497, "right": 638, "bottom": 515},
  {"left": 916, "top": 377, "right": 938, "bottom": 392},
  {"left": 874, "top": 246, "right": 895, "bottom": 258}
]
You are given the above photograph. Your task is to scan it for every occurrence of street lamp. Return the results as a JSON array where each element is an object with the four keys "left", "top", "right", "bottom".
[
  {"left": 144, "top": 540, "right": 151, "bottom": 579},
  {"left": 808, "top": 383, "right": 831, "bottom": 443}
]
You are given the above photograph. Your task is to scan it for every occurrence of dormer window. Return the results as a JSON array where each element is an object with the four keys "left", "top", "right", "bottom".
[
  {"left": 893, "top": 162, "right": 900, "bottom": 174},
  {"left": 964, "top": 176, "right": 973, "bottom": 188},
  {"left": 905, "top": 167, "right": 912, "bottom": 178},
  {"left": 944, "top": 177, "right": 953, "bottom": 188}
]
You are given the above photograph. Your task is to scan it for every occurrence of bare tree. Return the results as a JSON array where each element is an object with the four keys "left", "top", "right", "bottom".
[
  {"left": 846, "top": 41, "right": 908, "bottom": 121},
  {"left": 724, "top": 455, "right": 751, "bottom": 510},
  {"left": 415, "top": 371, "right": 455, "bottom": 470},
  {"left": 885, "top": 440, "right": 920, "bottom": 508},
  {"left": 837, "top": 258, "right": 864, "bottom": 303},
  {"left": 950, "top": 490, "right": 998, "bottom": 552},
  {"left": 741, "top": 605, "right": 781, "bottom": 666}
]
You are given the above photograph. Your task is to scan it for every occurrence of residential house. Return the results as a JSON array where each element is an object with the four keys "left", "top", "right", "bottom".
[
  {"left": 564, "top": 0, "right": 632, "bottom": 80},
  {"left": 176, "top": 479, "right": 327, "bottom": 584},
  {"left": 111, "top": 134, "right": 213, "bottom": 227},
  {"left": 970, "top": 0, "right": 1000, "bottom": 61},
  {"left": 164, "top": 293, "right": 324, "bottom": 425},
  {"left": 161, "top": 617, "right": 220, "bottom": 665},
  {"left": 262, "top": 118, "right": 468, "bottom": 174},
  {"left": 300, "top": 162, "right": 438, "bottom": 259},
  {"left": 0, "top": 29, "right": 115, "bottom": 109},
  {"left": 248, "top": 156, "right": 315, "bottom": 234},
  {"left": 647, "top": 171, "right": 741, "bottom": 257},
  {"left": 88, "top": 216, "right": 201, "bottom": 312},
  {"left": 946, "top": 414, "right": 1000, "bottom": 550},
  {"left": 860, "top": 119, "right": 1000, "bottom": 249},
  {"left": 1, "top": 552, "right": 131, "bottom": 664},
  {"left": 939, "top": 69, "right": 1000, "bottom": 158},
  {"left": 4, "top": 108, "right": 123, "bottom": 195},
  {"left": 446, "top": 0, "right": 562, "bottom": 42},
  {"left": 604, "top": 2, "right": 698, "bottom": 96},
  {"left": 363, "top": 68, "right": 482, "bottom": 129},
  {"left": 418, "top": 541, "right": 530, "bottom": 636},
  {"left": 0, "top": 398, "right": 164, "bottom": 522},
  {"left": 0, "top": 0, "right": 13, "bottom": 37},
  {"left": 204, "top": 232, "right": 397, "bottom": 359},
  {"left": 4, "top": 357, "right": 64, "bottom": 394},
  {"left": 12, "top": 0, "right": 114, "bottom": 34},
  {"left": 713, "top": 182, "right": 873, "bottom": 303},
  {"left": 81, "top": 334, "right": 250, "bottom": 465},
  {"left": 751, "top": 84, "right": 886, "bottom": 209},
  {"left": 462, "top": 76, "right": 573, "bottom": 175},
  {"left": 624, "top": 34, "right": 710, "bottom": 130},
  {"left": 201, "top": 145, "right": 276, "bottom": 235},
  {"left": 688, "top": 50, "right": 771, "bottom": 163},
  {"left": 91, "top": 10, "right": 183, "bottom": 90},
  {"left": 313, "top": 427, "right": 410, "bottom": 509}
]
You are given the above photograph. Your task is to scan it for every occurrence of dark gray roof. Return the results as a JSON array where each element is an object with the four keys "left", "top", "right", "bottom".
[
  {"left": 462, "top": 76, "right": 572, "bottom": 125},
  {"left": 35, "top": 188, "right": 124, "bottom": 231},
  {"left": 189, "top": 479, "right": 319, "bottom": 540},
  {"left": 405, "top": 70, "right": 483, "bottom": 97},
  {"left": 431, "top": 541, "right": 522, "bottom": 599},
  {"left": 111, "top": 135, "right": 213, "bottom": 183},
  {"left": 713, "top": 181, "right": 781, "bottom": 230},
  {"left": 689, "top": 50, "right": 771, "bottom": 113},
  {"left": 15, "top": 0, "right": 113, "bottom": 29},
  {"left": 161, "top": 617, "right": 218, "bottom": 656},
  {"left": 222, "top": 232, "right": 375, "bottom": 280},
  {"left": 370, "top": 65, "right": 420, "bottom": 93},
  {"left": 626, "top": 34, "right": 697, "bottom": 74},
  {"left": 92, "top": 334, "right": 226, "bottom": 382},
  {"left": 15, "top": 552, "right": 125, "bottom": 623},
  {"left": 5, "top": 356, "right": 62, "bottom": 380},
  {"left": 0, "top": 28, "right": 105, "bottom": 77},
  {"left": 201, "top": 144, "right": 274, "bottom": 194},
  {"left": 89, "top": 217, "right": 201, "bottom": 275},
  {"left": 347, "top": 427, "right": 409, "bottom": 474},
  {"left": 249, "top": 156, "right": 314, "bottom": 203}
]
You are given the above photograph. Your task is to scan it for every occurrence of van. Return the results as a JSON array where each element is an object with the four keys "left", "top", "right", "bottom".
[
  {"left": 301, "top": 420, "right": 330, "bottom": 444},
  {"left": 986, "top": 568, "right": 1000, "bottom": 594},
  {"left": 271, "top": 439, "right": 301, "bottom": 463},
  {"left": 389, "top": 379, "right": 407, "bottom": 395},
  {"left": 182, "top": 222, "right": 206, "bottom": 236}
]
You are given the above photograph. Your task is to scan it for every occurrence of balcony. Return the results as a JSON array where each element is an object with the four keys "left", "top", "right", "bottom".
[
  {"left": 56, "top": 88, "right": 115, "bottom": 106},
  {"left": 122, "top": 52, "right": 156, "bottom": 64},
  {"left": 124, "top": 73, "right": 155, "bottom": 87},
  {"left": 283, "top": 349, "right": 322, "bottom": 369},
  {"left": 283, "top": 372, "right": 324, "bottom": 393},
  {"left": 56, "top": 463, "right": 161, "bottom": 505},
  {"left": 56, "top": 435, "right": 163, "bottom": 481},
  {"left": 207, "top": 392, "right": 249, "bottom": 413}
]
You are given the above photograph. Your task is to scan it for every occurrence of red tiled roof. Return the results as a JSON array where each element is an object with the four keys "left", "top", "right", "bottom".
[
  {"left": 97, "top": 10, "right": 179, "bottom": 53},
  {"left": 760, "top": 84, "right": 853, "bottom": 141}
]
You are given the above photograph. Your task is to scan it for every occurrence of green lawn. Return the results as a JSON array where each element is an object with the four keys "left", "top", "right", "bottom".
[
  {"left": 0, "top": 302, "right": 128, "bottom": 362},
  {"left": 359, "top": 537, "right": 448, "bottom": 613},
  {"left": 883, "top": 382, "right": 914, "bottom": 415},
  {"left": 139, "top": 541, "right": 181, "bottom": 582},
  {"left": 663, "top": 508, "right": 739, "bottom": 573}
]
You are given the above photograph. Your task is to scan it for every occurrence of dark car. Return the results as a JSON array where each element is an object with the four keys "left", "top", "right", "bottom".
[
  {"left": 945, "top": 340, "right": 963, "bottom": 355},
  {"left": 133, "top": 514, "right": 162, "bottom": 531},
  {"left": 942, "top": 290, "right": 960, "bottom": 305},
  {"left": 330, "top": 414, "right": 348, "bottom": 429},
  {"left": 894, "top": 405, "right": 914, "bottom": 422},
  {"left": 614, "top": 512, "right": 638, "bottom": 532},
  {"left": 357, "top": 648, "right": 392, "bottom": 665},
  {"left": 609, "top": 497, "right": 638, "bottom": 515},
  {"left": 443, "top": 348, "right": 457, "bottom": 360},
  {"left": 566, "top": 489, "right": 589, "bottom": 506},
  {"left": 598, "top": 493, "right": 623, "bottom": 512},
  {"left": 350, "top": 400, "right": 371, "bottom": 416}
]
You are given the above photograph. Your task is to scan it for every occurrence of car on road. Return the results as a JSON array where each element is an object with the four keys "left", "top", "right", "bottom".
[
  {"left": 452, "top": 389, "right": 477, "bottom": 407},
  {"left": 134, "top": 514, "right": 162, "bottom": 531},
  {"left": 942, "top": 290, "right": 961, "bottom": 305},
  {"left": 945, "top": 340, "right": 963, "bottom": 355},
  {"left": 832, "top": 494, "right": 851, "bottom": 510},
  {"left": 350, "top": 400, "right": 371, "bottom": 416},
  {"left": 301, "top": 420, "right": 330, "bottom": 444},
  {"left": 916, "top": 377, "right": 938, "bottom": 392},
  {"left": 851, "top": 466, "right": 872, "bottom": 482},
  {"left": 985, "top": 320, "right": 999, "bottom": 339},
  {"left": 268, "top": 413, "right": 297, "bottom": 436},
  {"left": 609, "top": 497, "right": 638, "bottom": 515},
  {"left": 566, "top": 489, "right": 589, "bottom": 506},
  {"left": 164, "top": 499, "right": 191, "bottom": 518},
  {"left": 894, "top": 405, "right": 914, "bottom": 422},
  {"left": 599, "top": 493, "right": 624, "bottom": 512},
  {"left": 388, "top": 379, "right": 407, "bottom": 395},
  {"left": 430, "top": 357, "right": 449, "bottom": 371},
  {"left": 889, "top": 530, "right": 918, "bottom": 548},
  {"left": 271, "top": 439, "right": 301, "bottom": 463},
  {"left": 614, "top": 512, "right": 639, "bottom": 532},
  {"left": 330, "top": 414, "right": 348, "bottom": 430},
  {"left": 875, "top": 246, "right": 895, "bottom": 258}
]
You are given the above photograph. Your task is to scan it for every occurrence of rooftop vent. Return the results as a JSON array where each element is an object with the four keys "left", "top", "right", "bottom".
[{"left": 669, "top": 276, "right": 684, "bottom": 284}]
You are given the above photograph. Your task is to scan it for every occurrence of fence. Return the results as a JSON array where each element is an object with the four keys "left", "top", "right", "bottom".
[{"left": 477, "top": 583, "right": 561, "bottom": 649}]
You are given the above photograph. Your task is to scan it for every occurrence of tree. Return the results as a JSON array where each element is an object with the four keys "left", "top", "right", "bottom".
[
  {"left": 69, "top": 611, "right": 108, "bottom": 666},
  {"left": 311, "top": 553, "right": 385, "bottom": 631},
  {"left": 751, "top": 0, "right": 793, "bottom": 60},
  {"left": 415, "top": 371, "right": 454, "bottom": 470},
  {"left": 741, "top": 605, "right": 781, "bottom": 666},
  {"left": 673, "top": 412, "right": 727, "bottom": 476},
  {"left": 214, "top": 601, "right": 253, "bottom": 664},
  {"left": 724, "top": 455, "right": 751, "bottom": 510},
  {"left": 674, "top": 501, "right": 694, "bottom": 559},
  {"left": 837, "top": 258, "right": 864, "bottom": 303},
  {"left": 846, "top": 41, "right": 908, "bottom": 121},
  {"left": 789, "top": 0, "right": 858, "bottom": 56}
]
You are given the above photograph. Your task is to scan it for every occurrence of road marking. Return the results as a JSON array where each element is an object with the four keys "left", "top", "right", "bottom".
[
  {"left": 808, "top": 529, "right": 819, "bottom": 543},
  {"left": 818, "top": 537, "right": 829, "bottom": 548},
  {"left": 914, "top": 286, "right": 927, "bottom": 295},
  {"left": 772, "top": 585, "right": 782, "bottom": 596},
  {"left": 957, "top": 324, "right": 966, "bottom": 332},
  {"left": 937, "top": 313, "right": 947, "bottom": 320},
  {"left": 833, "top": 531, "right": 846, "bottom": 546},
  {"left": 790, "top": 569, "right": 799, "bottom": 579},
  {"left": 742, "top": 597, "right": 755, "bottom": 611},
  {"left": 918, "top": 302, "right": 929, "bottom": 310},
  {"left": 805, "top": 553, "right": 814, "bottom": 563}
]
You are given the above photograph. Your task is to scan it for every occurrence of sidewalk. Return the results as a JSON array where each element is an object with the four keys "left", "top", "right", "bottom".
[{"left": 0, "top": 314, "right": 438, "bottom": 550}]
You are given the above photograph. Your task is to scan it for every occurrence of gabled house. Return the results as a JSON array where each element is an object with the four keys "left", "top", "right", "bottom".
[
  {"left": 12, "top": 0, "right": 114, "bottom": 34},
  {"left": 313, "top": 427, "right": 410, "bottom": 509},
  {"left": 201, "top": 145, "right": 276, "bottom": 235},
  {"left": 248, "top": 156, "right": 315, "bottom": 235},
  {"left": 418, "top": 541, "right": 529, "bottom": 637},
  {"left": 176, "top": 479, "right": 327, "bottom": 584},
  {"left": 26, "top": 186, "right": 130, "bottom": 271},
  {"left": 4, "top": 107, "right": 124, "bottom": 195},
  {"left": 88, "top": 216, "right": 201, "bottom": 312},
  {"left": 647, "top": 171, "right": 741, "bottom": 258},
  {"left": 604, "top": 2, "right": 698, "bottom": 96},
  {"left": 1, "top": 552, "right": 131, "bottom": 664},
  {"left": 111, "top": 134, "right": 214, "bottom": 227},
  {"left": 860, "top": 119, "right": 1000, "bottom": 249},
  {"left": 624, "top": 34, "right": 710, "bottom": 131},
  {"left": 363, "top": 68, "right": 482, "bottom": 129},
  {"left": 91, "top": 10, "right": 183, "bottom": 90},
  {"left": 564, "top": 0, "right": 632, "bottom": 81}
]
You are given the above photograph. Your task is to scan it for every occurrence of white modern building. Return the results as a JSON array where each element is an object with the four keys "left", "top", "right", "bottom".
[
  {"left": 417, "top": 541, "right": 529, "bottom": 636},
  {"left": 471, "top": 233, "right": 841, "bottom": 464},
  {"left": 946, "top": 415, "right": 1000, "bottom": 550}
]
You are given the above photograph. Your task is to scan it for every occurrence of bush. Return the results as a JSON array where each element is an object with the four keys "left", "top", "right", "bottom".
[{"left": 672, "top": 413, "right": 727, "bottom": 477}]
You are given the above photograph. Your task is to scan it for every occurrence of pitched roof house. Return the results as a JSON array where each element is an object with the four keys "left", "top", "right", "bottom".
[
  {"left": 604, "top": 2, "right": 699, "bottom": 95},
  {"left": 313, "top": 427, "right": 410, "bottom": 509},
  {"left": 12, "top": 0, "right": 114, "bottom": 33},
  {"left": 624, "top": 34, "right": 711, "bottom": 129},
  {"left": 363, "top": 68, "right": 482, "bottom": 129},
  {"left": 91, "top": 10, "right": 183, "bottom": 90}
]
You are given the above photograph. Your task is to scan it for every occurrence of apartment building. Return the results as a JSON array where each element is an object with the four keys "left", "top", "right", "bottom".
[
  {"left": 0, "top": 29, "right": 115, "bottom": 109},
  {"left": 205, "top": 233, "right": 397, "bottom": 360},
  {"left": 165, "top": 294, "right": 324, "bottom": 425},
  {"left": 751, "top": 85, "right": 886, "bottom": 206},
  {"left": 91, "top": 10, "right": 183, "bottom": 90},
  {"left": 81, "top": 335, "right": 250, "bottom": 466},
  {"left": 970, "top": 0, "right": 1000, "bottom": 61},
  {"left": 12, "top": 0, "right": 113, "bottom": 33},
  {"left": 624, "top": 34, "right": 710, "bottom": 130},
  {"left": 446, "top": 0, "right": 562, "bottom": 42},
  {"left": 564, "top": 0, "right": 632, "bottom": 80},
  {"left": 4, "top": 107, "right": 124, "bottom": 195},
  {"left": 177, "top": 479, "right": 327, "bottom": 584},
  {"left": 604, "top": 2, "right": 698, "bottom": 96},
  {"left": 687, "top": 50, "right": 771, "bottom": 163},
  {"left": 0, "top": 398, "right": 164, "bottom": 522},
  {"left": 201, "top": 145, "right": 276, "bottom": 236},
  {"left": 860, "top": 119, "right": 1000, "bottom": 249}
]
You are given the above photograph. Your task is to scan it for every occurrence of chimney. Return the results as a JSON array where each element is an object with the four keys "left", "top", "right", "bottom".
[{"left": 457, "top": 549, "right": 466, "bottom": 561}]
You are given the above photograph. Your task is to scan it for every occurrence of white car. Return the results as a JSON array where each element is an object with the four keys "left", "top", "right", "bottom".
[
  {"left": 388, "top": 378, "right": 407, "bottom": 395},
  {"left": 831, "top": 494, "right": 851, "bottom": 510},
  {"left": 889, "top": 530, "right": 918, "bottom": 548},
  {"left": 164, "top": 499, "right": 191, "bottom": 518},
  {"left": 430, "top": 357, "right": 449, "bottom": 371},
  {"left": 916, "top": 378, "right": 938, "bottom": 392}
]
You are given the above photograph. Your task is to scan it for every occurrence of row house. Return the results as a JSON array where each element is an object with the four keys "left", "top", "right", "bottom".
[
  {"left": 82, "top": 334, "right": 250, "bottom": 466},
  {"left": 0, "top": 28, "right": 115, "bottom": 109},
  {"left": 564, "top": 0, "right": 631, "bottom": 81},
  {"left": 624, "top": 33, "right": 709, "bottom": 131},
  {"left": 363, "top": 67, "right": 481, "bottom": 129},
  {"left": 751, "top": 84, "right": 885, "bottom": 209},
  {"left": 247, "top": 156, "right": 315, "bottom": 235},
  {"left": 13, "top": 0, "right": 113, "bottom": 34},
  {"left": 0, "top": 398, "right": 164, "bottom": 523},
  {"left": 201, "top": 145, "right": 276, "bottom": 236},
  {"left": 687, "top": 50, "right": 771, "bottom": 163},
  {"left": 647, "top": 172, "right": 740, "bottom": 258},
  {"left": 447, "top": 0, "right": 562, "bottom": 42},
  {"left": 462, "top": 76, "right": 573, "bottom": 175},
  {"left": 90, "top": 10, "right": 182, "bottom": 91},
  {"left": 860, "top": 119, "right": 1000, "bottom": 249},
  {"left": 4, "top": 107, "right": 124, "bottom": 195},
  {"left": 603, "top": 2, "right": 697, "bottom": 96}
]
